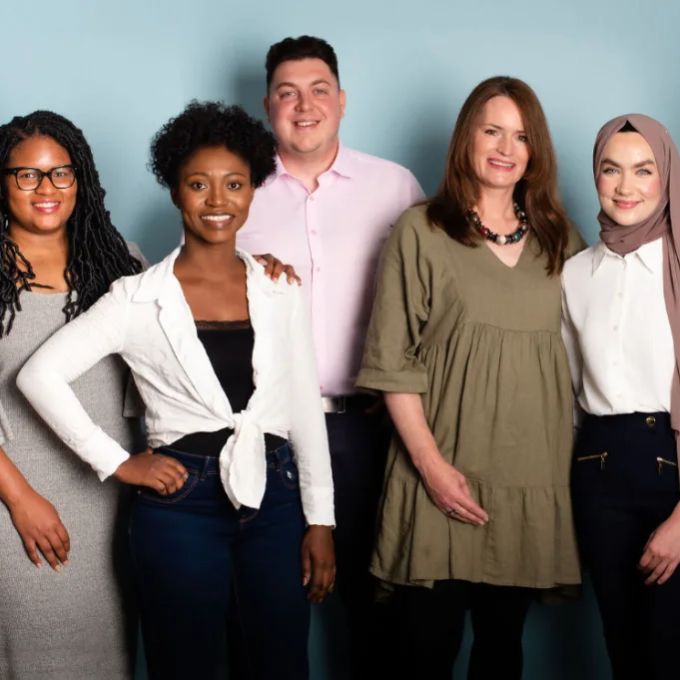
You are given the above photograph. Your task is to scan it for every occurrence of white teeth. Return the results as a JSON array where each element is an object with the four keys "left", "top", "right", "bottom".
[
  {"left": 34, "top": 202, "right": 58, "bottom": 208},
  {"left": 295, "top": 121, "right": 317, "bottom": 127},
  {"left": 489, "top": 160, "right": 513, "bottom": 168},
  {"left": 202, "top": 214, "right": 233, "bottom": 222}
]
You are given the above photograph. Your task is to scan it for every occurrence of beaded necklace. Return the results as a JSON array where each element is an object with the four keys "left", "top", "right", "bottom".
[{"left": 467, "top": 203, "right": 529, "bottom": 245}]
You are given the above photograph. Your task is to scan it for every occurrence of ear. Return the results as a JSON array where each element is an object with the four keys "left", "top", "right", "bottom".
[
  {"left": 339, "top": 89, "right": 346, "bottom": 119},
  {"left": 170, "top": 187, "right": 179, "bottom": 208},
  {"left": 263, "top": 95, "right": 271, "bottom": 122}
]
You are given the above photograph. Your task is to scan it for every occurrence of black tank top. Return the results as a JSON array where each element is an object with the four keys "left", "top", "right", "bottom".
[{"left": 170, "top": 320, "right": 286, "bottom": 456}]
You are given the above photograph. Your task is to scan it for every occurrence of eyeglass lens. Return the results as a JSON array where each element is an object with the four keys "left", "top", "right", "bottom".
[{"left": 15, "top": 166, "right": 76, "bottom": 190}]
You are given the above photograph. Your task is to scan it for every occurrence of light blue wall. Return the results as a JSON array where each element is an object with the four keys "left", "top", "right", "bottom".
[{"left": 3, "top": 1, "right": 678, "bottom": 677}]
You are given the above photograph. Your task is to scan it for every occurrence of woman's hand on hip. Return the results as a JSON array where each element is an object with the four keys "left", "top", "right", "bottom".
[
  {"left": 301, "top": 525, "right": 336, "bottom": 603},
  {"left": 420, "top": 457, "right": 489, "bottom": 526},
  {"left": 114, "top": 448, "right": 188, "bottom": 495},
  {"left": 8, "top": 489, "right": 70, "bottom": 571},
  {"left": 640, "top": 504, "right": 680, "bottom": 585}
]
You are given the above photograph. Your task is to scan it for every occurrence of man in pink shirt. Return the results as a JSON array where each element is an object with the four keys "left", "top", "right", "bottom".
[{"left": 237, "top": 35, "right": 423, "bottom": 677}]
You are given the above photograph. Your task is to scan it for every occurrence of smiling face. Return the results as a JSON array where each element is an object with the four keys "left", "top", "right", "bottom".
[
  {"left": 3, "top": 134, "right": 77, "bottom": 239},
  {"left": 172, "top": 145, "right": 255, "bottom": 246},
  {"left": 264, "top": 57, "right": 346, "bottom": 164},
  {"left": 597, "top": 132, "right": 662, "bottom": 226},
  {"left": 470, "top": 95, "right": 530, "bottom": 192}
]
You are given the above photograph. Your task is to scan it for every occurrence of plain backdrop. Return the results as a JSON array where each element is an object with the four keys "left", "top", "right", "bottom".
[{"left": 3, "top": 1, "right": 679, "bottom": 677}]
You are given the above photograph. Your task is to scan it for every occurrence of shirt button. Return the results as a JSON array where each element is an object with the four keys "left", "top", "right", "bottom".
[
  {"left": 309, "top": 195, "right": 315, "bottom": 202},
  {"left": 315, "top": 266, "right": 321, "bottom": 272},
  {"left": 646, "top": 415, "right": 656, "bottom": 428},
  {"left": 613, "top": 325, "right": 619, "bottom": 331},
  {"left": 310, "top": 230, "right": 317, "bottom": 235}
]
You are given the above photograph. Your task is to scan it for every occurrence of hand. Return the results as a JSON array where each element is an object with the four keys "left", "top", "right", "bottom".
[
  {"left": 301, "top": 525, "right": 336, "bottom": 603},
  {"left": 8, "top": 489, "right": 70, "bottom": 571},
  {"left": 254, "top": 253, "right": 301, "bottom": 284},
  {"left": 639, "top": 506, "right": 680, "bottom": 585},
  {"left": 114, "top": 448, "right": 188, "bottom": 495},
  {"left": 420, "top": 458, "right": 488, "bottom": 526}
]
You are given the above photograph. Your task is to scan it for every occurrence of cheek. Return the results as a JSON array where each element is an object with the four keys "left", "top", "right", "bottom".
[
  {"left": 596, "top": 175, "right": 613, "bottom": 199},
  {"left": 642, "top": 176, "right": 662, "bottom": 203}
]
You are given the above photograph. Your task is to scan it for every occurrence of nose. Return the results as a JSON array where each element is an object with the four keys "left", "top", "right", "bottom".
[
  {"left": 615, "top": 171, "right": 633, "bottom": 196},
  {"left": 496, "top": 133, "right": 513, "bottom": 156},
  {"left": 206, "top": 182, "right": 228, "bottom": 207},
  {"left": 295, "top": 91, "right": 312, "bottom": 112},
  {"left": 34, "top": 174, "right": 57, "bottom": 194}
]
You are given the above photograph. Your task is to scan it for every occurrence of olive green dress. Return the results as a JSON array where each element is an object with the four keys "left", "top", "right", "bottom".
[{"left": 356, "top": 205, "right": 584, "bottom": 589}]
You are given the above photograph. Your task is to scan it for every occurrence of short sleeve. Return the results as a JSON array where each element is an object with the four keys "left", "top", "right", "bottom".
[{"left": 356, "top": 209, "right": 431, "bottom": 393}]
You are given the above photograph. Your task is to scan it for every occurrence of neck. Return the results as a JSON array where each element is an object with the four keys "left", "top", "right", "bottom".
[
  {"left": 278, "top": 139, "right": 340, "bottom": 192},
  {"left": 8, "top": 225, "right": 69, "bottom": 262},
  {"left": 474, "top": 187, "right": 517, "bottom": 223},
  {"left": 177, "top": 233, "right": 241, "bottom": 278}
]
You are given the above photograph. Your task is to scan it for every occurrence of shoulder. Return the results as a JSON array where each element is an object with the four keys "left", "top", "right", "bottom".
[
  {"left": 562, "top": 242, "right": 600, "bottom": 288},
  {"left": 238, "top": 249, "right": 300, "bottom": 301},
  {"left": 341, "top": 147, "right": 422, "bottom": 193}
]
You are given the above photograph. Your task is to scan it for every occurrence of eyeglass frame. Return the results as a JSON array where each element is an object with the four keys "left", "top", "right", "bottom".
[{"left": 2, "top": 165, "right": 78, "bottom": 191}]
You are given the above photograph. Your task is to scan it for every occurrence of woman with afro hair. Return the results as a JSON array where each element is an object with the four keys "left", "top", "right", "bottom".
[
  {"left": 0, "top": 110, "right": 144, "bottom": 678},
  {"left": 17, "top": 101, "right": 336, "bottom": 680}
]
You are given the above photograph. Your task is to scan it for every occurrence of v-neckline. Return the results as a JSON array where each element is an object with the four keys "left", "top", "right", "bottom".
[{"left": 482, "top": 232, "right": 532, "bottom": 271}]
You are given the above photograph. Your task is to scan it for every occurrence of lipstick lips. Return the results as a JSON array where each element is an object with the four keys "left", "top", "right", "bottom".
[
  {"left": 612, "top": 199, "right": 641, "bottom": 210},
  {"left": 488, "top": 158, "right": 515, "bottom": 171},
  {"left": 32, "top": 201, "right": 61, "bottom": 214}
]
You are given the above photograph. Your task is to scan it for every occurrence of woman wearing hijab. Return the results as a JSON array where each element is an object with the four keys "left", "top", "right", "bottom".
[{"left": 562, "top": 114, "right": 680, "bottom": 680}]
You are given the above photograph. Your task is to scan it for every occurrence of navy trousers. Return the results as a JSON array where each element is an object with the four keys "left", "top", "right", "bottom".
[
  {"left": 572, "top": 412, "right": 680, "bottom": 680},
  {"left": 129, "top": 445, "right": 309, "bottom": 680}
]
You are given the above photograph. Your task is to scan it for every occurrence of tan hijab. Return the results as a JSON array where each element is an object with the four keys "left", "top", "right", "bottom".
[{"left": 594, "top": 114, "right": 680, "bottom": 460}]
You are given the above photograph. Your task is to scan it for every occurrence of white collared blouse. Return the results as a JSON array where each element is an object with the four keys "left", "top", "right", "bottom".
[
  {"left": 561, "top": 237, "right": 675, "bottom": 417},
  {"left": 17, "top": 247, "right": 335, "bottom": 526}
]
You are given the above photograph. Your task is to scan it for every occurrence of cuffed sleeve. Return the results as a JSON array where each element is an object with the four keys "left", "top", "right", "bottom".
[
  {"left": 287, "top": 285, "right": 335, "bottom": 527},
  {"left": 356, "top": 211, "right": 431, "bottom": 393},
  {"left": 16, "top": 283, "right": 132, "bottom": 479},
  {"left": 0, "top": 399, "right": 14, "bottom": 445}
]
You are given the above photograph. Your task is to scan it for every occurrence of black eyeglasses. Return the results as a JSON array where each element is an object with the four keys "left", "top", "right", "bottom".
[{"left": 3, "top": 165, "right": 77, "bottom": 191}]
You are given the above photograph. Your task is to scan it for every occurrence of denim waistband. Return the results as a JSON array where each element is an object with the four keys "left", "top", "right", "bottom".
[{"left": 155, "top": 441, "right": 292, "bottom": 477}]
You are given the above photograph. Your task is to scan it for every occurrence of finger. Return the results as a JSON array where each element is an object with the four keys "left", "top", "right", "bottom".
[
  {"left": 443, "top": 505, "right": 482, "bottom": 525},
  {"left": 645, "top": 560, "right": 669, "bottom": 586},
  {"left": 47, "top": 529, "right": 69, "bottom": 564},
  {"left": 284, "top": 266, "right": 302, "bottom": 285},
  {"left": 36, "top": 536, "right": 62, "bottom": 571},
  {"left": 22, "top": 538, "right": 42, "bottom": 567},
  {"left": 656, "top": 560, "right": 679, "bottom": 585},
  {"left": 454, "top": 497, "right": 488, "bottom": 524},
  {"left": 301, "top": 548, "right": 312, "bottom": 587},
  {"left": 56, "top": 523, "right": 70, "bottom": 555},
  {"left": 639, "top": 549, "right": 657, "bottom": 572}
]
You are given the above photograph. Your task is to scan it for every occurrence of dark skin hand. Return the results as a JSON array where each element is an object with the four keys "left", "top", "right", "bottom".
[
  {"left": 301, "top": 525, "right": 336, "bottom": 603},
  {"left": 114, "top": 448, "right": 189, "bottom": 495},
  {"left": 254, "top": 254, "right": 301, "bottom": 285}
]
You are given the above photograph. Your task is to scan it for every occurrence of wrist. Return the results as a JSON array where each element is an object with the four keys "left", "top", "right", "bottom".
[{"left": 4, "top": 480, "right": 35, "bottom": 510}]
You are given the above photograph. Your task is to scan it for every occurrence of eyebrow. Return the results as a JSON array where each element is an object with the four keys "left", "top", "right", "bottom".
[
  {"left": 184, "top": 170, "right": 248, "bottom": 178},
  {"left": 600, "top": 158, "right": 656, "bottom": 169},
  {"left": 275, "top": 79, "right": 332, "bottom": 90}
]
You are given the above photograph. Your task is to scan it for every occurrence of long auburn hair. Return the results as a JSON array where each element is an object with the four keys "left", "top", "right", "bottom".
[{"left": 426, "top": 76, "right": 572, "bottom": 275}]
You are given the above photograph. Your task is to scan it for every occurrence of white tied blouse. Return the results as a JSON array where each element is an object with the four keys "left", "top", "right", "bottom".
[
  {"left": 561, "top": 237, "right": 675, "bottom": 417},
  {"left": 17, "top": 247, "right": 335, "bottom": 526}
]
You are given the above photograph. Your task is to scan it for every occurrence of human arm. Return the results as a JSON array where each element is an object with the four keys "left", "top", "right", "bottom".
[
  {"left": 0, "top": 447, "right": 69, "bottom": 570},
  {"left": 385, "top": 393, "right": 487, "bottom": 524},
  {"left": 16, "top": 286, "right": 186, "bottom": 491}
]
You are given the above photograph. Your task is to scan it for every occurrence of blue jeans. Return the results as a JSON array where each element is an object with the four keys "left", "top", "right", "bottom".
[{"left": 129, "top": 444, "right": 309, "bottom": 680}]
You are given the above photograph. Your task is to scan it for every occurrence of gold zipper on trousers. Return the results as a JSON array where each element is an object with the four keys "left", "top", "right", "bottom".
[
  {"left": 575, "top": 452, "right": 608, "bottom": 470},
  {"left": 656, "top": 456, "right": 678, "bottom": 476}
]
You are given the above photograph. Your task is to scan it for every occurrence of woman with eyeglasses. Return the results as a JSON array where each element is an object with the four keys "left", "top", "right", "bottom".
[{"left": 0, "top": 110, "right": 145, "bottom": 678}]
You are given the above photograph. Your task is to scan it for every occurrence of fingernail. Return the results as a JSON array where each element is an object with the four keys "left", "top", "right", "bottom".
[{"left": 54, "top": 564, "right": 62, "bottom": 572}]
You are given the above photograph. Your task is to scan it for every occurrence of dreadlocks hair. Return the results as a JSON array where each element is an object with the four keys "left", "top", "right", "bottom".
[{"left": 0, "top": 111, "right": 142, "bottom": 335}]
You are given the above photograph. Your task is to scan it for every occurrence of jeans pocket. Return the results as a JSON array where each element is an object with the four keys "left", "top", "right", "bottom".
[{"left": 136, "top": 470, "right": 200, "bottom": 506}]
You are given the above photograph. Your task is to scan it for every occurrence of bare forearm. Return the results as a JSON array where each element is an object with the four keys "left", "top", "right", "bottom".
[
  {"left": 384, "top": 392, "right": 443, "bottom": 474},
  {"left": 0, "top": 447, "right": 33, "bottom": 508}
]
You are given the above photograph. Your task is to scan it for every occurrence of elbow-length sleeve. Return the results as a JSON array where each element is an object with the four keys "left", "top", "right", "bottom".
[
  {"left": 287, "top": 285, "right": 335, "bottom": 527},
  {"left": 16, "top": 284, "right": 132, "bottom": 480},
  {"left": 356, "top": 211, "right": 431, "bottom": 393}
]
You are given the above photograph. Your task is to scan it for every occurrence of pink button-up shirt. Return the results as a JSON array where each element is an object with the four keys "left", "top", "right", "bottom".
[{"left": 237, "top": 145, "right": 424, "bottom": 396}]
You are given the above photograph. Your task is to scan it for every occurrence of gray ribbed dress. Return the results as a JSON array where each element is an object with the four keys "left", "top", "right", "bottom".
[{"left": 0, "top": 291, "right": 141, "bottom": 679}]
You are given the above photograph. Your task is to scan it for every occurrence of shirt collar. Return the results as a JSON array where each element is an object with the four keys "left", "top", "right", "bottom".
[
  {"left": 591, "top": 237, "right": 663, "bottom": 276},
  {"left": 263, "top": 142, "right": 352, "bottom": 187}
]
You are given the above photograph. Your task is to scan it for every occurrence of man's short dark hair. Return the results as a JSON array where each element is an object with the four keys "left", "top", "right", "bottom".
[{"left": 265, "top": 36, "right": 340, "bottom": 89}]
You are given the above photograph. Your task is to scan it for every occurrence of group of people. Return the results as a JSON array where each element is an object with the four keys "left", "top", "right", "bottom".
[{"left": 0, "top": 33, "right": 677, "bottom": 680}]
